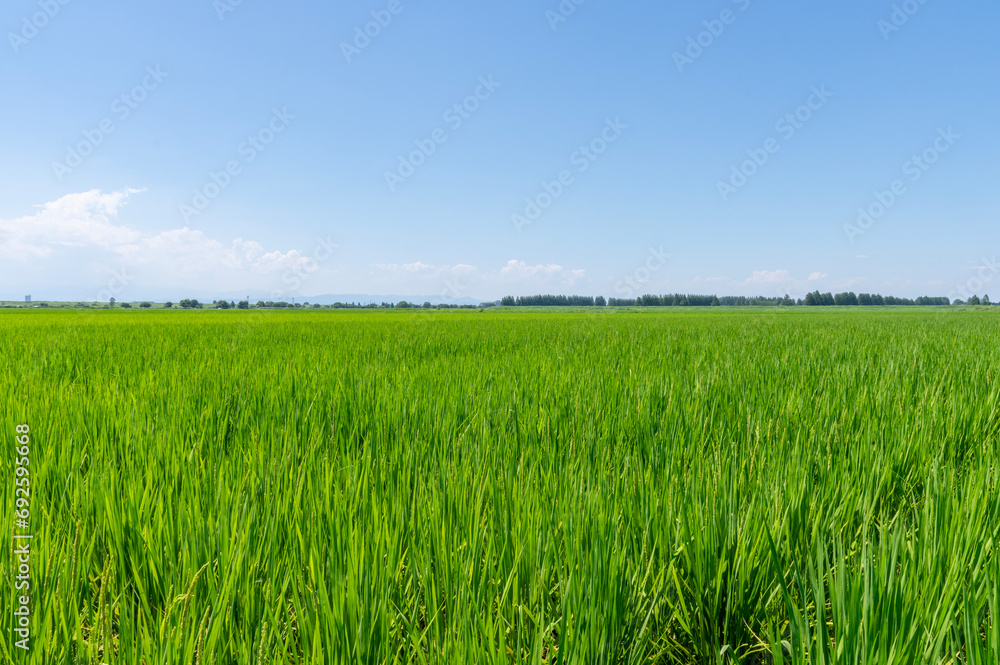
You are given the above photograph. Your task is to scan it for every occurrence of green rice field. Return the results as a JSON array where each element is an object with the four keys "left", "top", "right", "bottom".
[{"left": 2, "top": 308, "right": 999, "bottom": 664}]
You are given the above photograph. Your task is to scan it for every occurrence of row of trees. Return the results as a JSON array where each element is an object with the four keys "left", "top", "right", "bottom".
[
  {"left": 101, "top": 293, "right": 993, "bottom": 310},
  {"left": 108, "top": 299, "right": 155, "bottom": 309},
  {"left": 165, "top": 300, "right": 496, "bottom": 310},
  {"left": 957, "top": 295, "right": 991, "bottom": 306},
  {"left": 500, "top": 294, "right": 783, "bottom": 307},
  {"left": 803, "top": 291, "right": 951, "bottom": 306},
  {"left": 500, "top": 295, "right": 606, "bottom": 307},
  {"left": 610, "top": 295, "right": 789, "bottom": 307},
  {"left": 498, "top": 293, "right": 966, "bottom": 307},
  {"left": 390, "top": 301, "right": 493, "bottom": 309}
]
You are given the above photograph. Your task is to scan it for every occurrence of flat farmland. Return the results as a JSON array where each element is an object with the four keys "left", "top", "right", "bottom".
[{"left": 2, "top": 309, "right": 998, "bottom": 664}]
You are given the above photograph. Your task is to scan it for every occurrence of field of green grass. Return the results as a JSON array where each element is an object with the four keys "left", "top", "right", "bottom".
[{"left": 2, "top": 308, "right": 999, "bottom": 664}]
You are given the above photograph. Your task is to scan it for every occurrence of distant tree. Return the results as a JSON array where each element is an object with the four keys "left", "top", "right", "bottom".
[
  {"left": 423, "top": 302, "right": 432, "bottom": 309},
  {"left": 508, "top": 294, "right": 597, "bottom": 307},
  {"left": 215, "top": 300, "right": 231, "bottom": 310},
  {"left": 984, "top": 294, "right": 992, "bottom": 305},
  {"left": 969, "top": 295, "right": 981, "bottom": 306},
  {"left": 397, "top": 301, "right": 411, "bottom": 309},
  {"left": 110, "top": 297, "right": 116, "bottom": 308},
  {"left": 834, "top": 292, "right": 859, "bottom": 306},
  {"left": 805, "top": 291, "right": 835, "bottom": 306},
  {"left": 140, "top": 302, "right": 152, "bottom": 308},
  {"left": 595, "top": 295, "right": 607, "bottom": 307},
  {"left": 500, "top": 296, "right": 516, "bottom": 307},
  {"left": 858, "top": 293, "right": 874, "bottom": 306},
  {"left": 120, "top": 302, "right": 132, "bottom": 309},
  {"left": 238, "top": 300, "right": 249, "bottom": 310},
  {"left": 164, "top": 302, "right": 173, "bottom": 308}
]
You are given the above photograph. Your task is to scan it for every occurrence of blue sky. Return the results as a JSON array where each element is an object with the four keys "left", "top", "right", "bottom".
[{"left": 1, "top": 0, "right": 997, "bottom": 302}]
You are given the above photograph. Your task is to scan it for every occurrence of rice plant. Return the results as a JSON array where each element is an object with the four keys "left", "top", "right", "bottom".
[{"left": 1, "top": 307, "right": 998, "bottom": 663}]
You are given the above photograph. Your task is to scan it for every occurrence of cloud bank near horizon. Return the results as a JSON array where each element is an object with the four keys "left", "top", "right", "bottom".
[{"left": 0, "top": 190, "right": 596, "bottom": 301}]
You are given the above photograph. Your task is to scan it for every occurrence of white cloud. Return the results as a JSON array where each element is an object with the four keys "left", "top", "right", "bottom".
[
  {"left": 372, "top": 262, "right": 479, "bottom": 278},
  {"left": 2, "top": 191, "right": 585, "bottom": 299},
  {"left": 808, "top": 272, "right": 829, "bottom": 281},
  {"left": 492, "top": 260, "right": 585, "bottom": 287},
  {"left": 372, "top": 259, "right": 586, "bottom": 293},
  {"left": 0, "top": 189, "right": 320, "bottom": 291},
  {"left": 0, "top": 189, "right": 145, "bottom": 258},
  {"left": 746, "top": 269, "right": 792, "bottom": 284}
]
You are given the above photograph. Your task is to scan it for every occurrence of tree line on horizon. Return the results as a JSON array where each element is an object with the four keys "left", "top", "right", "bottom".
[
  {"left": 15, "top": 292, "right": 990, "bottom": 310},
  {"left": 500, "top": 292, "right": 971, "bottom": 307}
]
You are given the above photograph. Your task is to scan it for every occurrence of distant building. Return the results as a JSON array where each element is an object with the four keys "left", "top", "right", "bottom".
[{"left": 24, "top": 295, "right": 31, "bottom": 303}]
